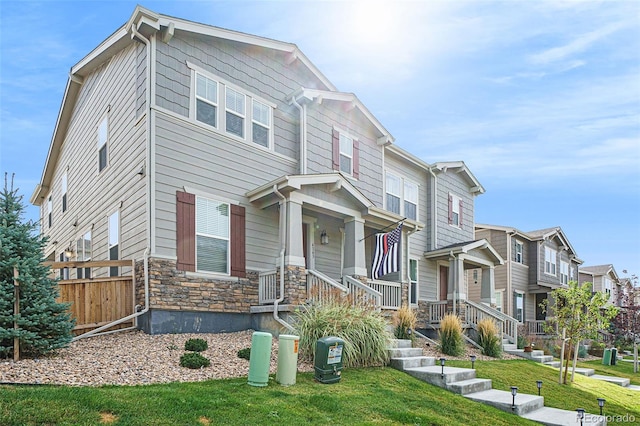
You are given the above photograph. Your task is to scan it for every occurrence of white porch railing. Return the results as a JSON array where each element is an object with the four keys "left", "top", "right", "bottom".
[
  {"left": 259, "top": 270, "right": 279, "bottom": 304},
  {"left": 428, "top": 301, "right": 448, "bottom": 324},
  {"left": 343, "top": 276, "right": 382, "bottom": 308},
  {"left": 526, "top": 319, "right": 557, "bottom": 336},
  {"left": 465, "top": 299, "right": 518, "bottom": 344},
  {"left": 307, "top": 270, "right": 349, "bottom": 304},
  {"left": 367, "top": 279, "right": 402, "bottom": 310}
]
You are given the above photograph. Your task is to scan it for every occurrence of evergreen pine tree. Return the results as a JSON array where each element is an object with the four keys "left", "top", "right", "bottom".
[{"left": 0, "top": 173, "right": 74, "bottom": 358}]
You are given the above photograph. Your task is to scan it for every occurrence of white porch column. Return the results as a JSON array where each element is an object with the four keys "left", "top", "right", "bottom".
[
  {"left": 343, "top": 217, "right": 367, "bottom": 276},
  {"left": 448, "top": 256, "right": 464, "bottom": 313},
  {"left": 480, "top": 266, "right": 496, "bottom": 305},
  {"left": 285, "top": 198, "right": 305, "bottom": 267}
]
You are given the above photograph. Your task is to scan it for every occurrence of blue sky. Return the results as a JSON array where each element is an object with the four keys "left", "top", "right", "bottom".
[{"left": 1, "top": 1, "right": 639, "bottom": 279}]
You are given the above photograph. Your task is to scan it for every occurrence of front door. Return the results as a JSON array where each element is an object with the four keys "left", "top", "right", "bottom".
[
  {"left": 439, "top": 265, "right": 449, "bottom": 301},
  {"left": 536, "top": 293, "right": 546, "bottom": 320}
]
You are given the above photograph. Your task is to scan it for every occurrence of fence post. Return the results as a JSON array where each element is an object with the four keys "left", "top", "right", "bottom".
[{"left": 13, "top": 267, "right": 20, "bottom": 362}]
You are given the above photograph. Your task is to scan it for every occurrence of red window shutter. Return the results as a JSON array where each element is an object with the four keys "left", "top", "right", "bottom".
[
  {"left": 176, "top": 191, "right": 196, "bottom": 272},
  {"left": 448, "top": 194, "right": 453, "bottom": 225},
  {"left": 352, "top": 138, "right": 360, "bottom": 179},
  {"left": 230, "top": 204, "right": 246, "bottom": 278},
  {"left": 332, "top": 129, "right": 340, "bottom": 171},
  {"left": 459, "top": 199, "right": 464, "bottom": 229}
]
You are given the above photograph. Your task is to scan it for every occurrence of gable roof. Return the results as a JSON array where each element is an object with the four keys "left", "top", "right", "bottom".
[
  {"left": 475, "top": 223, "right": 533, "bottom": 241},
  {"left": 31, "top": 5, "right": 340, "bottom": 205},
  {"left": 431, "top": 161, "right": 485, "bottom": 194},
  {"left": 580, "top": 264, "right": 619, "bottom": 281},
  {"left": 424, "top": 239, "right": 504, "bottom": 265}
]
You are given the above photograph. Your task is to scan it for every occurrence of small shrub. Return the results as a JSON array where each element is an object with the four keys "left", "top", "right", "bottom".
[
  {"left": 477, "top": 318, "right": 502, "bottom": 358},
  {"left": 438, "top": 314, "right": 465, "bottom": 356},
  {"left": 392, "top": 304, "right": 417, "bottom": 342},
  {"left": 237, "top": 347, "right": 251, "bottom": 360},
  {"left": 184, "top": 338, "right": 208, "bottom": 352},
  {"left": 180, "top": 352, "right": 211, "bottom": 369}
]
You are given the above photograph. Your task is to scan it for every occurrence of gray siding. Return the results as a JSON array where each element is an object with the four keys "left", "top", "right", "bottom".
[
  {"left": 41, "top": 44, "right": 147, "bottom": 275},
  {"left": 435, "top": 170, "right": 475, "bottom": 248},
  {"left": 153, "top": 111, "right": 297, "bottom": 269}
]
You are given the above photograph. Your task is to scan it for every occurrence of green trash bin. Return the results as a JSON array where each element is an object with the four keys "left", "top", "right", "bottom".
[
  {"left": 602, "top": 348, "right": 611, "bottom": 365},
  {"left": 611, "top": 348, "right": 618, "bottom": 365},
  {"left": 314, "top": 336, "right": 344, "bottom": 384},
  {"left": 276, "top": 334, "right": 300, "bottom": 386},
  {"left": 248, "top": 331, "right": 272, "bottom": 387}
]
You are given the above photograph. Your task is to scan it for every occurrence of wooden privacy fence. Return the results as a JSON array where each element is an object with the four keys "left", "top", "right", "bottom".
[{"left": 43, "top": 260, "right": 136, "bottom": 337}]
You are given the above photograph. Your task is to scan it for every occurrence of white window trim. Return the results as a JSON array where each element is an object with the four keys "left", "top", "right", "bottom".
[
  {"left": 544, "top": 246, "right": 557, "bottom": 276},
  {"left": 195, "top": 195, "right": 231, "bottom": 275},
  {"left": 194, "top": 72, "right": 219, "bottom": 129},
  {"left": 450, "top": 193, "right": 461, "bottom": 227},
  {"left": 409, "top": 257, "right": 419, "bottom": 306},
  {"left": 515, "top": 240, "right": 523, "bottom": 264},
  {"left": 97, "top": 115, "right": 109, "bottom": 172},
  {"left": 339, "top": 133, "right": 354, "bottom": 175},
  {"left": 187, "top": 61, "right": 276, "bottom": 150},
  {"left": 61, "top": 171, "right": 68, "bottom": 213},
  {"left": 252, "top": 98, "right": 273, "bottom": 149},
  {"left": 560, "top": 260, "right": 569, "bottom": 285},
  {"left": 385, "top": 171, "right": 419, "bottom": 220},
  {"left": 495, "top": 289, "right": 504, "bottom": 312},
  {"left": 514, "top": 291, "right": 524, "bottom": 323}
]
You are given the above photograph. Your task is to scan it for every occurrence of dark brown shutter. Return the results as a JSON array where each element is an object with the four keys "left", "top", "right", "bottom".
[
  {"left": 459, "top": 199, "right": 463, "bottom": 229},
  {"left": 352, "top": 138, "right": 360, "bottom": 179},
  {"left": 448, "top": 194, "right": 453, "bottom": 225},
  {"left": 332, "top": 129, "right": 340, "bottom": 171},
  {"left": 230, "top": 204, "right": 246, "bottom": 278},
  {"left": 176, "top": 191, "right": 196, "bottom": 271}
]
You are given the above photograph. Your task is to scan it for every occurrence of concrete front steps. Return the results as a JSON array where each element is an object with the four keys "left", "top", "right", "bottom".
[
  {"left": 388, "top": 339, "right": 604, "bottom": 425},
  {"left": 502, "top": 340, "right": 562, "bottom": 368}
]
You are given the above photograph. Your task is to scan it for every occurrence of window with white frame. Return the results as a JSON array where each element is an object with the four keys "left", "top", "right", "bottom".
[
  {"left": 98, "top": 116, "right": 108, "bottom": 172},
  {"left": 409, "top": 259, "right": 418, "bottom": 305},
  {"left": 449, "top": 193, "right": 461, "bottom": 227},
  {"left": 76, "top": 230, "right": 92, "bottom": 279},
  {"left": 252, "top": 100, "right": 270, "bottom": 147},
  {"left": 404, "top": 181, "right": 418, "bottom": 220},
  {"left": 225, "top": 87, "right": 245, "bottom": 138},
  {"left": 495, "top": 290, "right": 503, "bottom": 312},
  {"left": 560, "top": 261, "right": 569, "bottom": 285},
  {"left": 47, "top": 195, "right": 52, "bottom": 228},
  {"left": 386, "top": 173, "right": 401, "bottom": 215},
  {"left": 196, "top": 73, "right": 218, "bottom": 127},
  {"left": 603, "top": 277, "right": 612, "bottom": 295},
  {"left": 570, "top": 266, "right": 575, "bottom": 281},
  {"left": 514, "top": 292, "right": 524, "bottom": 322},
  {"left": 59, "top": 252, "right": 69, "bottom": 280},
  {"left": 545, "top": 247, "right": 557, "bottom": 275},
  {"left": 61, "top": 172, "right": 68, "bottom": 213},
  {"left": 196, "top": 196, "right": 230, "bottom": 274},
  {"left": 515, "top": 240, "right": 523, "bottom": 263},
  {"left": 339, "top": 133, "right": 353, "bottom": 175},
  {"left": 109, "top": 211, "right": 119, "bottom": 277}
]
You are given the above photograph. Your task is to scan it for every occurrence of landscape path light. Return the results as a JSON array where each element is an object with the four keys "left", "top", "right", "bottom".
[
  {"left": 536, "top": 380, "right": 543, "bottom": 396},
  {"left": 510, "top": 386, "right": 518, "bottom": 412},
  {"left": 576, "top": 408, "right": 585, "bottom": 426},
  {"left": 470, "top": 354, "right": 476, "bottom": 369},
  {"left": 597, "top": 398, "right": 605, "bottom": 416},
  {"left": 439, "top": 358, "right": 446, "bottom": 380}
]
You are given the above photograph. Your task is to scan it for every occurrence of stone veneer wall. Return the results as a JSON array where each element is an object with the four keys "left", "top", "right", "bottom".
[{"left": 135, "top": 257, "right": 260, "bottom": 313}]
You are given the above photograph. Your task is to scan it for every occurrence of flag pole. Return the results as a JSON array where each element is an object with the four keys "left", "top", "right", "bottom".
[{"left": 359, "top": 217, "right": 405, "bottom": 242}]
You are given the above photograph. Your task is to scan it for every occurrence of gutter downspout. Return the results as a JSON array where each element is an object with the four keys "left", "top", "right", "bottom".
[
  {"left": 427, "top": 166, "right": 438, "bottom": 250},
  {"left": 74, "top": 25, "right": 154, "bottom": 340},
  {"left": 273, "top": 185, "right": 295, "bottom": 332},
  {"left": 290, "top": 95, "right": 306, "bottom": 174}
]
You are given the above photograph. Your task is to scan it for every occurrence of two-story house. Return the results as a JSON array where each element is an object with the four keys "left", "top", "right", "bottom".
[
  {"left": 31, "top": 6, "right": 505, "bottom": 337},
  {"left": 579, "top": 264, "right": 620, "bottom": 306},
  {"left": 473, "top": 225, "right": 582, "bottom": 335}
]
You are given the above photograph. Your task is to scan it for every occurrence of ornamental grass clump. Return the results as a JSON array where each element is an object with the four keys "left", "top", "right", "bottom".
[
  {"left": 293, "top": 297, "right": 391, "bottom": 368},
  {"left": 438, "top": 314, "right": 465, "bottom": 356},
  {"left": 392, "top": 304, "right": 417, "bottom": 342},
  {"left": 477, "top": 318, "right": 502, "bottom": 358}
]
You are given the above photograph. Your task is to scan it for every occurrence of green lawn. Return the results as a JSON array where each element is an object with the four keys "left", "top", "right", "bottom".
[{"left": 2, "top": 360, "right": 638, "bottom": 425}]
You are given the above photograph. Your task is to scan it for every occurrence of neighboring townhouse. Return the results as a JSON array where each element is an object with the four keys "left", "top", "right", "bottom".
[
  {"left": 473, "top": 225, "right": 582, "bottom": 335},
  {"left": 31, "top": 6, "right": 504, "bottom": 336},
  {"left": 579, "top": 264, "right": 621, "bottom": 306}
]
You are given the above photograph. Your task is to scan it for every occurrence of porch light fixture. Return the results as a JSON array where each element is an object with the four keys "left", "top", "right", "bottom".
[
  {"left": 597, "top": 398, "right": 605, "bottom": 416},
  {"left": 64, "top": 243, "right": 75, "bottom": 259},
  {"left": 510, "top": 386, "right": 518, "bottom": 412},
  {"left": 439, "top": 358, "right": 446, "bottom": 379},
  {"left": 576, "top": 408, "right": 585, "bottom": 426},
  {"left": 320, "top": 230, "right": 329, "bottom": 245},
  {"left": 470, "top": 354, "right": 476, "bottom": 369},
  {"left": 536, "top": 380, "right": 542, "bottom": 396}
]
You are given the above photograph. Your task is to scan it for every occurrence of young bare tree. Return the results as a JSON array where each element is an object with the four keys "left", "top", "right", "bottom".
[{"left": 542, "top": 281, "right": 618, "bottom": 384}]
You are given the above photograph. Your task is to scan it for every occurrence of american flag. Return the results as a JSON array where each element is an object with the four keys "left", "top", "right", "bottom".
[{"left": 371, "top": 222, "right": 403, "bottom": 280}]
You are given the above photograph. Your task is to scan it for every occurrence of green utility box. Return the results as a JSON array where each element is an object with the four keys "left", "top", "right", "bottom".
[
  {"left": 276, "top": 334, "right": 300, "bottom": 386},
  {"left": 602, "top": 348, "right": 612, "bottom": 366},
  {"left": 248, "top": 331, "right": 272, "bottom": 387},
  {"left": 611, "top": 348, "right": 618, "bottom": 365},
  {"left": 314, "top": 336, "right": 344, "bottom": 384}
]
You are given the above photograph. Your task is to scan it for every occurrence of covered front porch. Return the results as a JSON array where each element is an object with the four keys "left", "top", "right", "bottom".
[{"left": 246, "top": 173, "right": 423, "bottom": 313}]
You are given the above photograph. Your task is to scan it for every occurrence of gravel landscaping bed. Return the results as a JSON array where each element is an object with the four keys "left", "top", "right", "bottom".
[{"left": 0, "top": 330, "right": 314, "bottom": 386}]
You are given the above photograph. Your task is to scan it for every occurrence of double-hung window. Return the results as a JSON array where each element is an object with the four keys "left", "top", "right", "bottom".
[
  {"left": 409, "top": 259, "right": 418, "bottom": 305},
  {"left": 449, "top": 193, "right": 462, "bottom": 227},
  {"left": 560, "top": 261, "right": 569, "bottom": 285},
  {"left": 98, "top": 117, "right": 108, "bottom": 172},
  {"left": 47, "top": 195, "right": 52, "bottom": 228},
  {"left": 404, "top": 181, "right": 418, "bottom": 220},
  {"left": 196, "top": 73, "right": 218, "bottom": 128},
  {"left": 339, "top": 134, "right": 353, "bottom": 175},
  {"left": 252, "top": 100, "right": 270, "bottom": 147},
  {"left": 196, "top": 197, "right": 230, "bottom": 274},
  {"left": 76, "top": 231, "right": 92, "bottom": 279},
  {"left": 386, "top": 173, "right": 401, "bottom": 215},
  {"left": 109, "top": 211, "right": 119, "bottom": 277},
  {"left": 514, "top": 292, "right": 524, "bottom": 322},
  {"left": 603, "top": 277, "right": 612, "bottom": 296},
  {"left": 61, "top": 172, "right": 68, "bottom": 213},
  {"left": 544, "top": 247, "right": 557, "bottom": 276},
  {"left": 59, "top": 252, "right": 69, "bottom": 280},
  {"left": 226, "top": 87, "right": 245, "bottom": 138},
  {"left": 515, "top": 240, "right": 523, "bottom": 263}
]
